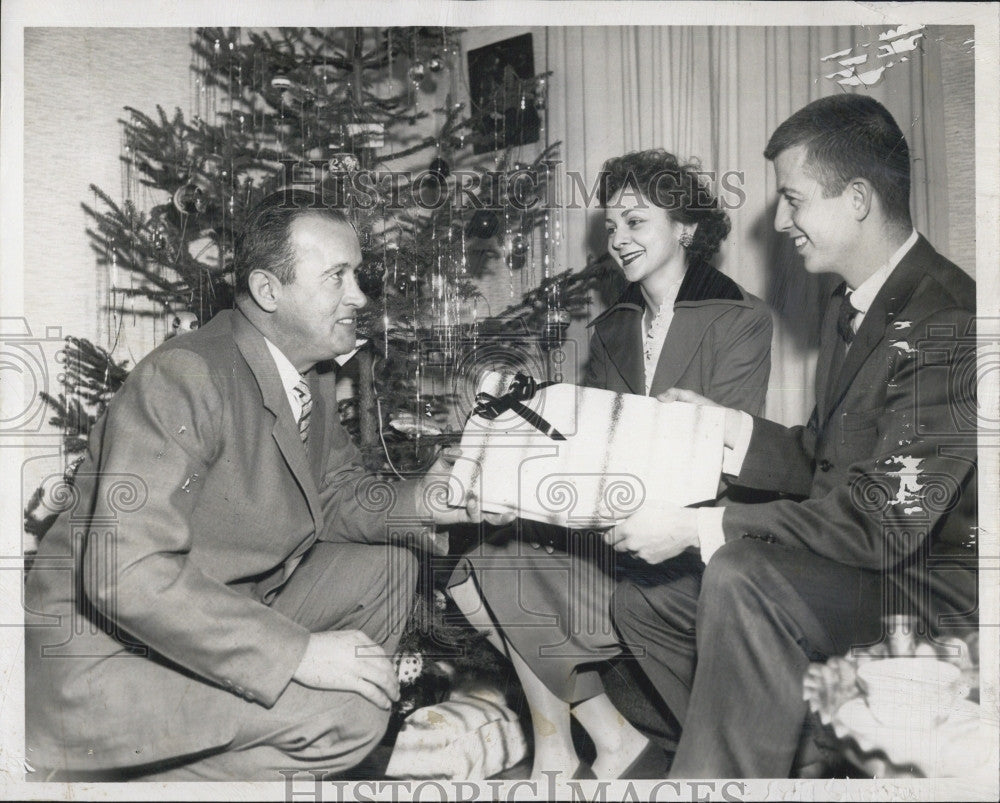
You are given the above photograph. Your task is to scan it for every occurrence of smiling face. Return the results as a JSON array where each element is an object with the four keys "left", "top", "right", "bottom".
[
  {"left": 605, "top": 189, "right": 690, "bottom": 293},
  {"left": 772, "top": 144, "right": 860, "bottom": 274},
  {"left": 272, "top": 214, "right": 366, "bottom": 371}
]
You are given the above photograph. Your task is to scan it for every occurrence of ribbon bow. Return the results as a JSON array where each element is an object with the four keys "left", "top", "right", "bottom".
[{"left": 472, "top": 372, "right": 566, "bottom": 441}]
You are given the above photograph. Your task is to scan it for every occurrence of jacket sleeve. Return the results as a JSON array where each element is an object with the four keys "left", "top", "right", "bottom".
[
  {"left": 705, "top": 301, "right": 773, "bottom": 417},
  {"left": 316, "top": 416, "right": 429, "bottom": 545},
  {"left": 731, "top": 415, "right": 818, "bottom": 496},
  {"left": 82, "top": 349, "right": 311, "bottom": 707},
  {"left": 721, "top": 307, "right": 976, "bottom": 570}
]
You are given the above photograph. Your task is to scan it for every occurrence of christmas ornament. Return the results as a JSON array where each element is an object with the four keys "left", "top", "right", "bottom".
[
  {"left": 152, "top": 231, "right": 168, "bottom": 252},
  {"left": 533, "top": 76, "right": 548, "bottom": 110},
  {"left": 407, "top": 61, "right": 426, "bottom": 84},
  {"left": 395, "top": 652, "right": 424, "bottom": 685},
  {"left": 356, "top": 261, "right": 386, "bottom": 298},
  {"left": 164, "top": 310, "right": 199, "bottom": 339},
  {"left": 172, "top": 183, "right": 207, "bottom": 215},
  {"left": 510, "top": 232, "right": 529, "bottom": 257},
  {"left": 270, "top": 74, "right": 294, "bottom": 90},
  {"left": 428, "top": 157, "right": 450, "bottom": 179},
  {"left": 328, "top": 152, "right": 360, "bottom": 173},
  {"left": 428, "top": 56, "right": 443, "bottom": 73},
  {"left": 466, "top": 210, "right": 501, "bottom": 240},
  {"left": 390, "top": 413, "right": 444, "bottom": 438},
  {"left": 187, "top": 232, "right": 223, "bottom": 271}
]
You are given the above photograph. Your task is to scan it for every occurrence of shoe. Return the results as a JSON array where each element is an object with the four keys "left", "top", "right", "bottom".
[
  {"left": 571, "top": 762, "right": 597, "bottom": 779},
  {"left": 616, "top": 742, "right": 673, "bottom": 779}
]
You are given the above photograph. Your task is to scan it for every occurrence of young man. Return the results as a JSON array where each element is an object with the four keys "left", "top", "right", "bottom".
[
  {"left": 608, "top": 95, "right": 977, "bottom": 777},
  {"left": 25, "top": 190, "right": 496, "bottom": 780}
]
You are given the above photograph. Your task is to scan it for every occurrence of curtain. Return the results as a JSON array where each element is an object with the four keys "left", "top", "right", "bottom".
[{"left": 541, "top": 26, "right": 967, "bottom": 427}]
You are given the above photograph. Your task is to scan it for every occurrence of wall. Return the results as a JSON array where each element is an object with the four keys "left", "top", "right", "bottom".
[{"left": 24, "top": 27, "right": 193, "bottom": 361}]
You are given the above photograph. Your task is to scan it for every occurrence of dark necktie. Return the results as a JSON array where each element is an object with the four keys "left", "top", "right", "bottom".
[
  {"left": 293, "top": 378, "right": 312, "bottom": 444},
  {"left": 827, "top": 284, "right": 858, "bottom": 406},
  {"left": 837, "top": 288, "right": 859, "bottom": 344}
]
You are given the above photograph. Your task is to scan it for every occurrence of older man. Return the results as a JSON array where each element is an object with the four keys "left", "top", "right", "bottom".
[
  {"left": 610, "top": 95, "right": 977, "bottom": 777},
  {"left": 25, "top": 190, "right": 490, "bottom": 780}
]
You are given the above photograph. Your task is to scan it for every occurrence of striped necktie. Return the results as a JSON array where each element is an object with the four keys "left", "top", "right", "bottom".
[{"left": 293, "top": 378, "right": 312, "bottom": 445}]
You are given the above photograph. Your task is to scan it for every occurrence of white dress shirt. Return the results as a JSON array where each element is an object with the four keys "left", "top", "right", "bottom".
[
  {"left": 264, "top": 338, "right": 307, "bottom": 422},
  {"left": 696, "top": 229, "right": 919, "bottom": 562}
]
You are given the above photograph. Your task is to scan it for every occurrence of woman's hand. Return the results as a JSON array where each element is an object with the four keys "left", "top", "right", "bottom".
[{"left": 657, "top": 387, "right": 744, "bottom": 450}]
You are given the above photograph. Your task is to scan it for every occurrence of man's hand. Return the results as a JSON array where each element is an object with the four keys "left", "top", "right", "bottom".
[
  {"left": 420, "top": 447, "right": 516, "bottom": 528},
  {"left": 292, "top": 630, "right": 399, "bottom": 710},
  {"left": 603, "top": 502, "right": 700, "bottom": 564},
  {"left": 656, "top": 387, "right": 743, "bottom": 450}
]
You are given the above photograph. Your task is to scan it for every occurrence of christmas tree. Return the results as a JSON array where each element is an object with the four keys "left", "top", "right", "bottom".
[{"left": 25, "top": 26, "right": 608, "bottom": 713}]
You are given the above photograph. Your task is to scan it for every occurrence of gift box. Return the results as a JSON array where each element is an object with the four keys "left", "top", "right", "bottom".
[
  {"left": 447, "top": 371, "right": 726, "bottom": 527},
  {"left": 384, "top": 686, "right": 527, "bottom": 780}
]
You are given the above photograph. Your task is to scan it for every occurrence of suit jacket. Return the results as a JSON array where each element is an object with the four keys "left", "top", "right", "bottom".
[
  {"left": 25, "top": 308, "right": 426, "bottom": 769},
  {"left": 585, "top": 261, "right": 773, "bottom": 416},
  {"left": 723, "top": 235, "right": 977, "bottom": 626}
]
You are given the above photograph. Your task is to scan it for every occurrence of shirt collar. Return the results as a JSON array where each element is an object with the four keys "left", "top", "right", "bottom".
[
  {"left": 264, "top": 337, "right": 304, "bottom": 398},
  {"left": 848, "top": 229, "right": 918, "bottom": 314}
]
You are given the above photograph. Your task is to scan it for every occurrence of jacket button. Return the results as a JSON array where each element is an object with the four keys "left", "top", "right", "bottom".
[{"left": 818, "top": 459, "right": 832, "bottom": 472}]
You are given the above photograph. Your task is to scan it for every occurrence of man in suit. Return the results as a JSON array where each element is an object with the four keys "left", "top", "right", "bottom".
[
  {"left": 25, "top": 190, "right": 494, "bottom": 780},
  {"left": 607, "top": 94, "right": 977, "bottom": 777}
]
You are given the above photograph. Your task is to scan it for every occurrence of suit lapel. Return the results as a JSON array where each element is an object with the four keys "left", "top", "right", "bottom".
[
  {"left": 824, "top": 238, "right": 929, "bottom": 422},
  {"left": 594, "top": 288, "right": 645, "bottom": 394},
  {"left": 648, "top": 309, "right": 716, "bottom": 397},
  {"left": 232, "top": 310, "right": 323, "bottom": 529}
]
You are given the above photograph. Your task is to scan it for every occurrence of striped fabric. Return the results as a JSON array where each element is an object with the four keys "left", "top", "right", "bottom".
[{"left": 293, "top": 378, "right": 312, "bottom": 444}]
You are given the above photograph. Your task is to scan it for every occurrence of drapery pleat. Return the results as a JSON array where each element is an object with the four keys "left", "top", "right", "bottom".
[{"left": 543, "top": 26, "right": 967, "bottom": 426}]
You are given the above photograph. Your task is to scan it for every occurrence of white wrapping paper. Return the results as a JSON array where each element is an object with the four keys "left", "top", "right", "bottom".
[{"left": 447, "top": 371, "right": 727, "bottom": 527}]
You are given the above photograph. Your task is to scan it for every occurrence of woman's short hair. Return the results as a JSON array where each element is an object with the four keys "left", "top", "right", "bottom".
[
  {"left": 598, "top": 149, "right": 732, "bottom": 268},
  {"left": 233, "top": 188, "right": 351, "bottom": 297}
]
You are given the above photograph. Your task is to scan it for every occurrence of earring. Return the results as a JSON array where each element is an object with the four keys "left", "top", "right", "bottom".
[{"left": 679, "top": 232, "right": 694, "bottom": 249}]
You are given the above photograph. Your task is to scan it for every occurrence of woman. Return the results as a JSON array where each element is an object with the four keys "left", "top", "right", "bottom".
[{"left": 449, "top": 150, "right": 772, "bottom": 779}]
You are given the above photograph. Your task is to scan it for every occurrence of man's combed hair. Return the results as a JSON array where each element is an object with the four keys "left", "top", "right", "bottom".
[
  {"left": 763, "top": 94, "right": 912, "bottom": 225},
  {"left": 598, "top": 149, "right": 732, "bottom": 268},
  {"left": 233, "top": 189, "right": 351, "bottom": 297}
]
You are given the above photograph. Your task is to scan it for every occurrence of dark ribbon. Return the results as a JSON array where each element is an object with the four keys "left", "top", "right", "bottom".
[{"left": 472, "top": 372, "right": 566, "bottom": 441}]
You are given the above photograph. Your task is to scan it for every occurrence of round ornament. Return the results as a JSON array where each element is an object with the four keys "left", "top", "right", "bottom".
[
  {"left": 407, "top": 62, "right": 426, "bottom": 83},
  {"left": 510, "top": 232, "right": 529, "bottom": 257},
  {"left": 395, "top": 652, "right": 424, "bottom": 685},
  {"left": 328, "top": 152, "right": 360, "bottom": 173},
  {"left": 466, "top": 210, "right": 501, "bottom": 240},
  {"left": 164, "top": 310, "right": 199, "bottom": 339},
  {"left": 428, "top": 56, "right": 443, "bottom": 73},
  {"left": 428, "top": 157, "right": 450, "bottom": 179},
  {"left": 172, "top": 183, "right": 207, "bottom": 215}
]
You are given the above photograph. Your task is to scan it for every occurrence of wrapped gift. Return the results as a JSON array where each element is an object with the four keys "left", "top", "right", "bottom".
[
  {"left": 447, "top": 371, "right": 726, "bottom": 527},
  {"left": 384, "top": 686, "right": 527, "bottom": 780}
]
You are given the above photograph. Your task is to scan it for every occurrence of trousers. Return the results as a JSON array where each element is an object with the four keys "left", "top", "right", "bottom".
[
  {"left": 613, "top": 538, "right": 883, "bottom": 778},
  {"left": 43, "top": 542, "right": 418, "bottom": 782}
]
